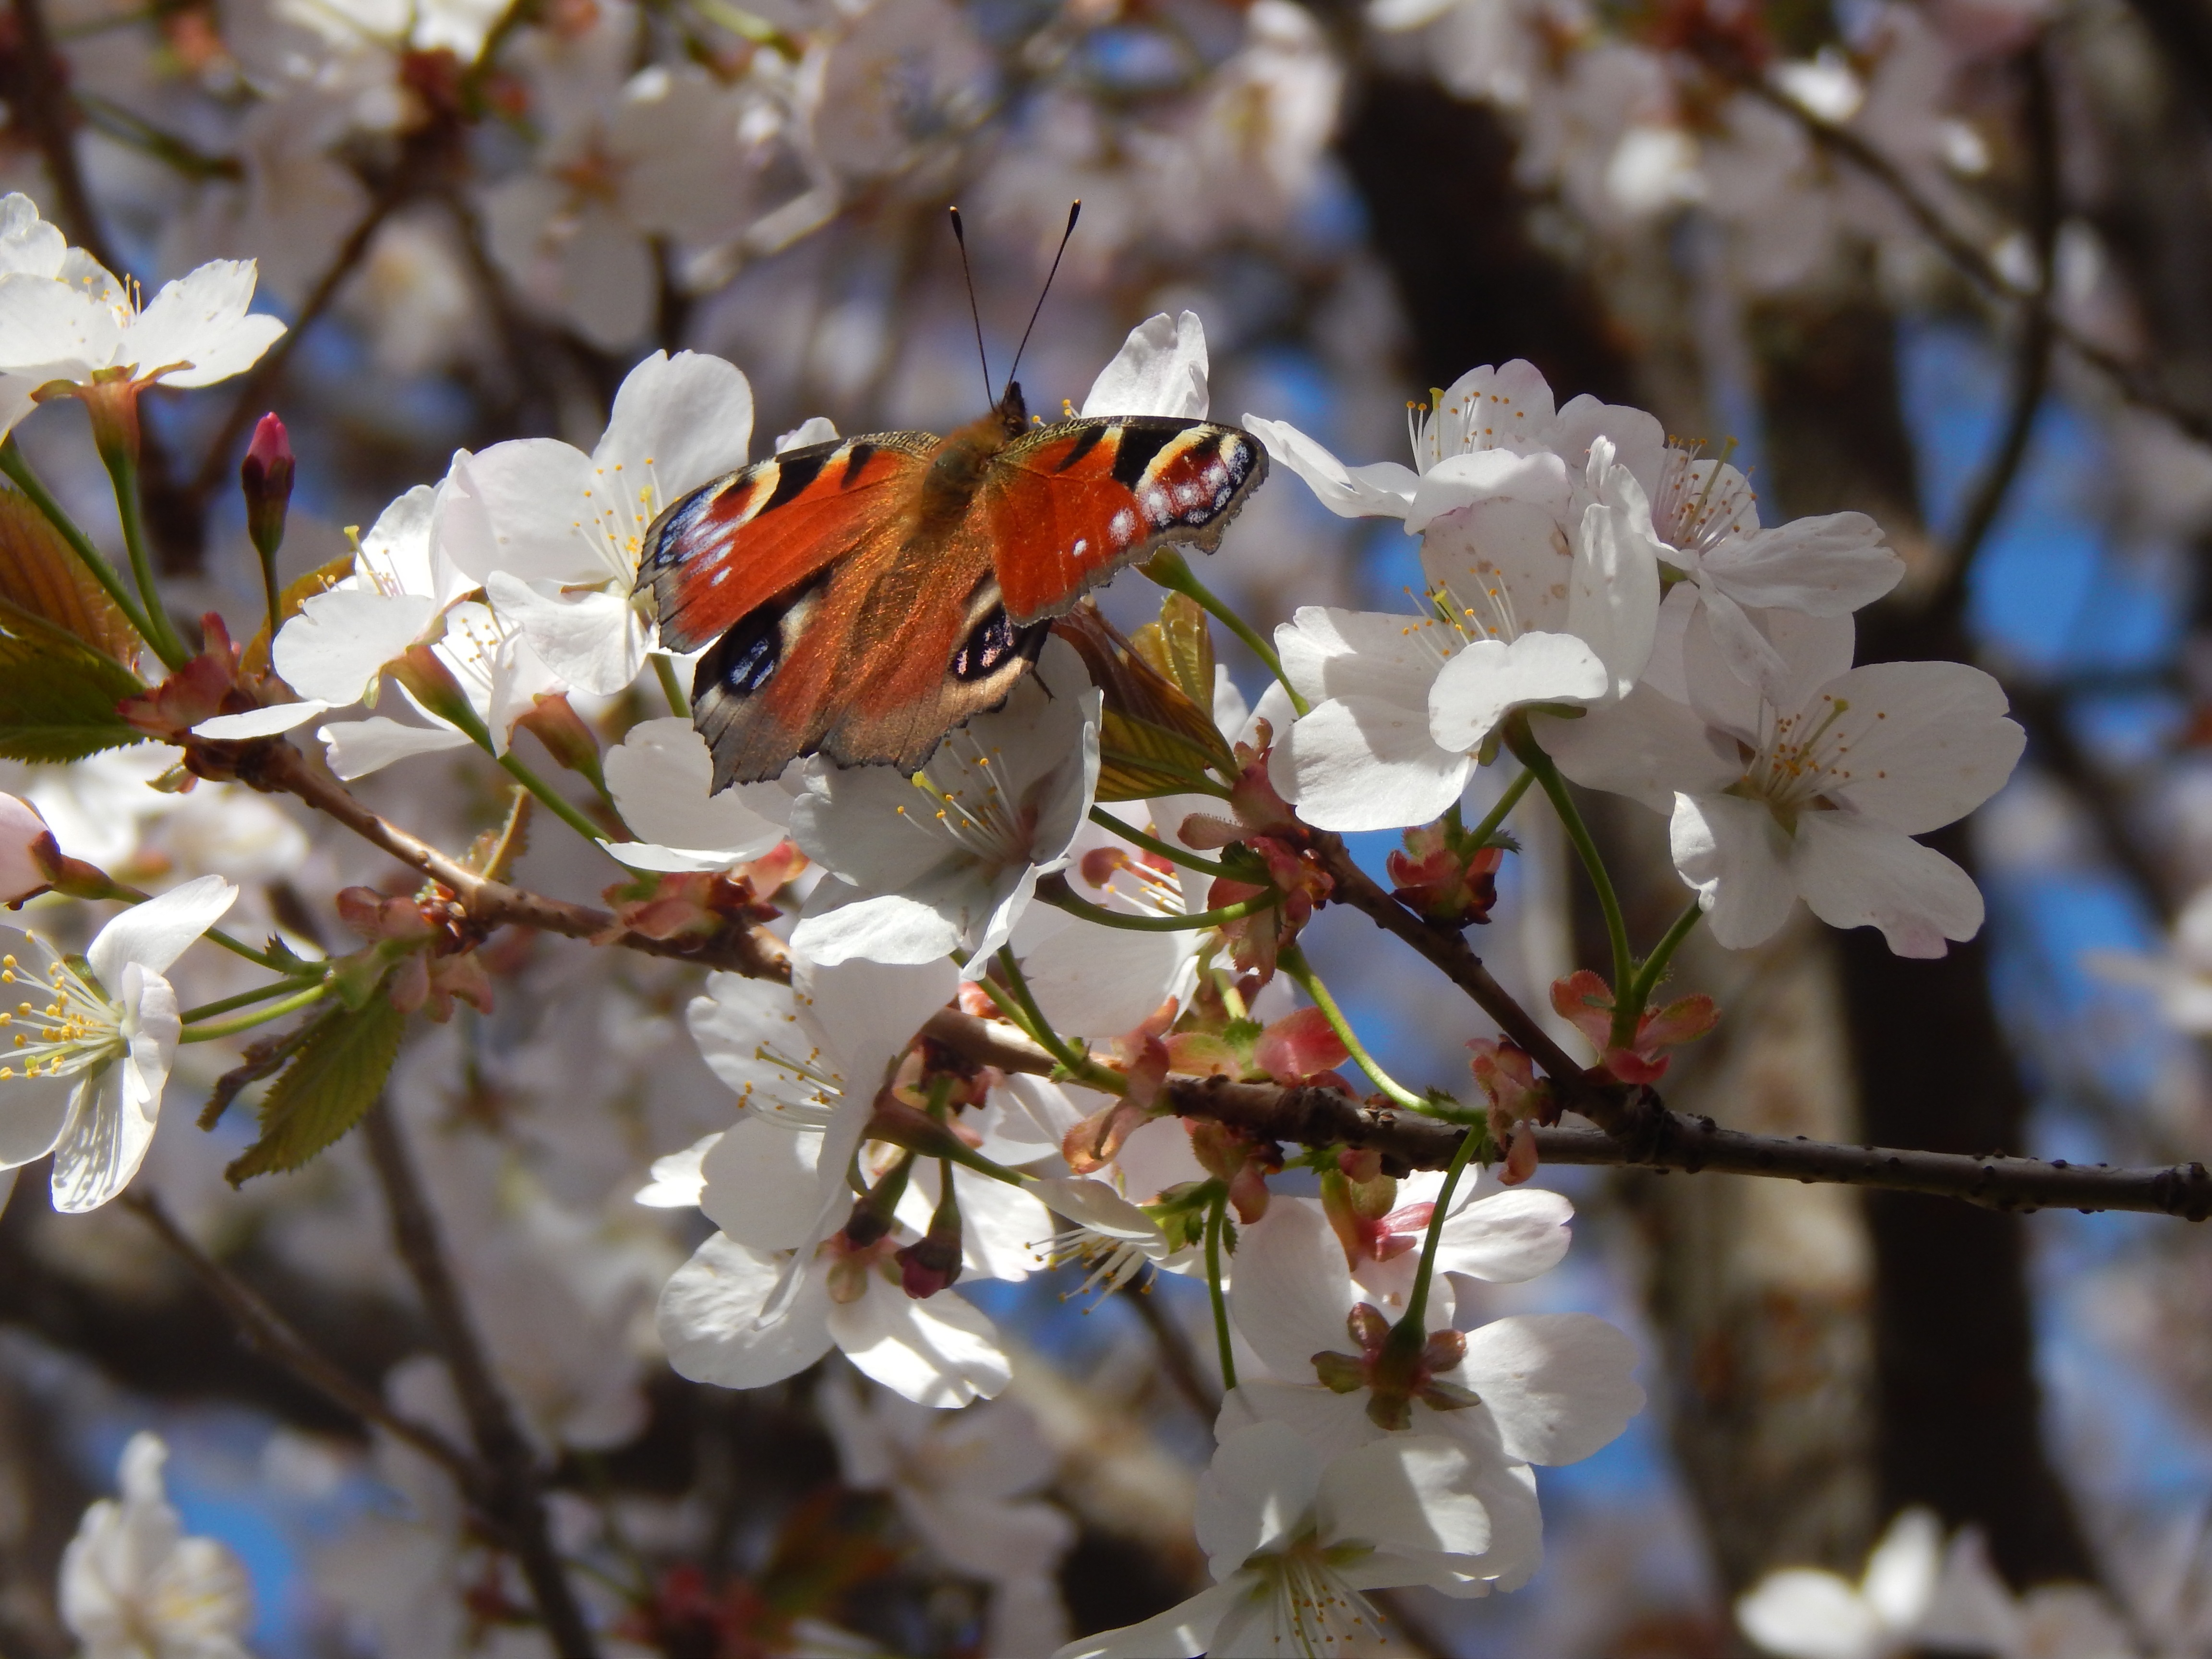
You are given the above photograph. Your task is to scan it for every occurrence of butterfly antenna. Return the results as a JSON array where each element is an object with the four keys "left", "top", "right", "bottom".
[
  {"left": 1003, "top": 200, "right": 1081, "bottom": 400},
  {"left": 948, "top": 206, "right": 992, "bottom": 406}
]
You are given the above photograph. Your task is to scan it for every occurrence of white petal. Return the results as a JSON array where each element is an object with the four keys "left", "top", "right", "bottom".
[
  {"left": 317, "top": 717, "right": 474, "bottom": 779},
  {"left": 1455, "top": 1312, "right": 1644, "bottom": 1465},
  {"left": 1196, "top": 1421, "right": 1326, "bottom": 1568},
  {"left": 124, "top": 260, "right": 285, "bottom": 386},
  {"left": 0, "top": 272, "right": 116, "bottom": 375},
  {"left": 1815, "top": 661, "right": 2025, "bottom": 835},
  {"left": 1082, "top": 311, "right": 1209, "bottom": 420},
  {"left": 1242, "top": 415, "right": 1418, "bottom": 518},
  {"left": 1567, "top": 494, "right": 1661, "bottom": 696},
  {"left": 595, "top": 348, "right": 754, "bottom": 494},
  {"left": 827, "top": 1282, "right": 1010, "bottom": 1407},
  {"left": 1016, "top": 914, "right": 1187, "bottom": 1044},
  {"left": 1791, "top": 814, "right": 1984, "bottom": 958},
  {"left": 1428, "top": 632, "right": 1610, "bottom": 754},
  {"left": 191, "top": 701, "right": 332, "bottom": 740},
  {"left": 485, "top": 572, "right": 644, "bottom": 697},
  {"left": 1315, "top": 1434, "right": 1493, "bottom": 1569},
  {"left": 658, "top": 1233, "right": 835, "bottom": 1388},
  {"left": 604, "top": 717, "right": 786, "bottom": 863},
  {"left": 1861, "top": 1507, "right": 1943, "bottom": 1630},
  {"left": 1700, "top": 514, "right": 1902, "bottom": 615},
  {"left": 49, "top": 1060, "right": 146, "bottom": 1214},
  {"left": 1671, "top": 793, "right": 1798, "bottom": 950},
  {"left": 699, "top": 1111, "right": 851, "bottom": 1250},
  {"left": 1050, "top": 1580, "right": 1245, "bottom": 1659},
  {"left": 0, "top": 1071, "right": 71, "bottom": 1168},
  {"left": 1534, "top": 688, "right": 1736, "bottom": 815},
  {"left": 89, "top": 874, "right": 238, "bottom": 982},
  {"left": 1228, "top": 1198, "right": 1360, "bottom": 1379},
  {"left": 1272, "top": 697, "right": 1470, "bottom": 831},
  {"left": 793, "top": 886, "right": 964, "bottom": 968},
  {"left": 434, "top": 440, "right": 598, "bottom": 587},
  {"left": 1434, "top": 1187, "right": 1575, "bottom": 1283},
  {"left": 1274, "top": 605, "right": 1446, "bottom": 710},
  {"left": 1695, "top": 587, "right": 1795, "bottom": 704},
  {"left": 1404, "top": 447, "right": 1571, "bottom": 535},
  {"left": 1222, "top": 1380, "right": 1378, "bottom": 1466},
  {"left": 272, "top": 587, "right": 438, "bottom": 706},
  {"left": 1736, "top": 1570, "right": 1887, "bottom": 1659},
  {"left": 798, "top": 952, "right": 958, "bottom": 1098},
  {"left": 634, "top": 1131, "right": 721, "bottom": 1207}
]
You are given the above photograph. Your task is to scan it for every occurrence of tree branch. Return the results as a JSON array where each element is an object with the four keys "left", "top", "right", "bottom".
[
  {"left": 1729, "top": 67, "right": 2212, "bottom": 447},
  {"left": 363, "top": 1100, "right": 604, "bottom": 1659},
  {"left": 8, "top": 0, "right": 120, "bottom": 274},
  {"left": 118, "top": 1190, "right": 488, "bottom": 1492},
  {"left": 243, "top": 737, "right": 788, "bottom": 980}
]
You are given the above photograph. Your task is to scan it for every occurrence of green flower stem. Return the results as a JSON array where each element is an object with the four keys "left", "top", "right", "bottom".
[
  {"left": 652, "top": 651, "right": 689, "bottom": 718},
  {"left": 204, "top": 928, "right": 316, "bottom": 976},
  {"left": 1205, "top": 1186, "right": 1237, "bottom": 1391},
  {"left": 99, "top": 445, "right": 192, "bottom": 670},
  {"left": 1277, "top": 942, "right": 1430, "bottom": 1114},
  {"left": 180, "top": 978, "right": 318, "bottom": 1023},
  {"left": 1623, "top": 900, "right": 1706, "bottom": 1027},
  {"left": 989, "top": 947, "right": 1126, "bottom": 1094},
  {"left": 180, "top": 982, "right": 330, "bottom": 1042},
  {"left": 1390, "top": 1121, "right": 1484, "bottom": 1352},
  {"left": 1040, "top": 880, "right": 1279, "bottom": 934},
  {"left": 1088, "top": 807, "right": 1236, "bottom": 879},
  {"left": 1465, "top": 765, "right": 1537, "bottom": 847},
  {"left": 1143, "top": 549, "right": 1310, "bottom": 717},
  {"left": 0, "top": 438, "right": 164, "bottom": 662},
  {"left": 431, "top": 689, "right": 614, "bottom": 850},
  {"left": 1507, "top": 720, "right": 1633, "bottom": 1013}
]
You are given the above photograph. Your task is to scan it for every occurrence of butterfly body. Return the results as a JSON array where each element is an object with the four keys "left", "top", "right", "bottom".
[{"left": 639, "top": 382, "right": 1267, "bottom": 790}]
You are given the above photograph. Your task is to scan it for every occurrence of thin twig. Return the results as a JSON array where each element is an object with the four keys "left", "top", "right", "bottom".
[
  {"left": 1733, "top": 68, "right": 2212, "bottom": 447},
  {"left": 363, "top": 1100, "right": 604, "bottom": 1659},
  {"left": 920, "top": 1008, "right": 2212, "bottom": 1218},
  {"left": 1930, "top": 39, "right": 2061, "bottom": 621},
  {"left": 119, "top": 1190, "right": 486, "bottom": 1487},
  {"left": 241, "top": 737, "right": 788, "bottom": 980},
  {"left": 188, "top": 184, "right": 408, "bottom": 501},
  {"left": 10, "top": 0, "right": 121, "bottom": 273}
]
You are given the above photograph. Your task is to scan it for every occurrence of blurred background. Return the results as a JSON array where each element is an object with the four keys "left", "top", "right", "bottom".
[{"left": 6, "top": 0, "right": 2212, "bottom": 1651}]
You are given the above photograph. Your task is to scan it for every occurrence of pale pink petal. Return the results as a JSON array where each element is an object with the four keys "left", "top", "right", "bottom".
[
  {"left": 1816, "top": 661, "right": 2025, "bottom": 835},
  {"left": 658, "top": 1234, "right": 836, "bottom": 1389},
  {"left": 1428, "top": 632, "right": 1610, "bottom": 753},
  {"left": 604, "top": 717, "right": 786, "bottom": 864},
  {"left": 1736, "top": 1569, "right": 1887, "bottom": 1659},
  {"left": 1535, "top": 687, "right": 1736, "bottom": 815},
  {"left": 272, "top": 588, "right": 438, "bottom": 705},
  {"left": 1083, "top": 312, "right": 1208, "bottom": 420},
  {"left": 1242, "top": 415, "right": 1418, "bottom": 518},
  {"left": 1228, "top": 1197, "right": 1360, "bottom": 1378},
  {"left": 88, "top": 874, "right": 237, "bottom": 982},
  {"left": 827, "top": 1283, "right": 1010, "bottom": 1407},
  {"left": 1273, "top": 696, "right": 1470, "bottom": 832},
  {"left": 317, "top": 717, "right": 474, "bottom": 780},
  {"left": 1455, "top": 1312, "right": 1644, "bottom": 1464},
  {"left": 1671, "top": 793, "right": 1798, "bottom": 950},
  {"left": 1791, "top": 814, "right": 1984, "bottom": 958},
  {"left": 595, "top": 348, "right": 754, "bottom": 495}
]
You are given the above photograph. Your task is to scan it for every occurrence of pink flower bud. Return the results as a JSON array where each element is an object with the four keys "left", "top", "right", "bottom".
[
  {"left": 240, "top": 412, "right": 294, "bottom": 560},
  {"left": 0, "top": 794, "right": 50, "bottom": 904}
]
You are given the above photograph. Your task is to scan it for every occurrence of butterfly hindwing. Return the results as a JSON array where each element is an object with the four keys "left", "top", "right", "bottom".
[
  {"left": 640, "top": 433, "right": 935, "bottom": 654},
  {"left": 983, "top": 417, "right": 1268, "bottom": 623}
]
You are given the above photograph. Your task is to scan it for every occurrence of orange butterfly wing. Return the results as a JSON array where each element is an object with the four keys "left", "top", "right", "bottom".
[
  {"left": 981, "top": 418, "right": 1268, "bottom": 624},
  {"left": 641, "top": 433, "right": 935, "bottom": 654}
]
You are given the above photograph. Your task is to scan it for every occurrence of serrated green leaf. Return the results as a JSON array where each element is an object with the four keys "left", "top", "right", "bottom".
[
  {"left": 0, "top": 628, "right": 144, "bottom": 762},
  {"left": 225, "top": 995, "right": 406, "bottom": 1183},
  {"left": 1095, "top": 711, "right": 1227, "bottom": 802}
]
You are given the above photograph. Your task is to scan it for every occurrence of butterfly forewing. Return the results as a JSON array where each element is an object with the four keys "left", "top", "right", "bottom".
[
  {"left": 641, "top": 433, "right": 935, "bottom": 654},
  {"left": 984, "top": 417, "right": 1268, "bottom": 623}
]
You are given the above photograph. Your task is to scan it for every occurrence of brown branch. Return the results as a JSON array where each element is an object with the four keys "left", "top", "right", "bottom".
[
  {"left": 8, "top": 0, "right": 120, "bottom": 274},
  {"left": 1731, "top": 70, "right": 2212, "bottom": 447},
  {"left": 119, "top": 1190, "right": 490, "bottom": 1490},
  {"left": 922, "top": 1008, "right": 2212, "bottom": 1217},
  {"left": 244, "top": 737, "right": 788, "bottom": 980},
  {"left": 1929, "top": 39, "right": 2060, "bottom": 622},
  {"left": 363, "top": 1100, "right": 603, "bottom": 1659}
]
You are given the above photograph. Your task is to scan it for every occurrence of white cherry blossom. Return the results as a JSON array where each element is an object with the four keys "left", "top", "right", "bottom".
[
  {"left": 1054, "top": 1420, "right": 1513, "bottom": 1658},
  {"left": 0, "top": 876, "right": 237, "bottom": 1214},
  {"left": 439, "top": 349, "right": 755, "bottom": 696},
  {"left": 60, "top": 1432, "right": 254, "bottom": 1659},
  {"left": 1538, "top": 610, "right": 2025, "bottom": 956},
  {"left": 601, "top": 717, "right": 791, "bottom": 872},
  {"left": 1344, "top": 1163, "right": 1576, "bottom": 1310},
  {"left": 791, "top": 637, "right": 1101, "bottom": 971}
]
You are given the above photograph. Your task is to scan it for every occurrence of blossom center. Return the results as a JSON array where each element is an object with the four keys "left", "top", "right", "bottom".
[
  {"left": 1651, "top": 448, "right": 1756, "bottom": 562},
  {"left": 576, "top": 455, "right": 672, "bottom": 586},
  {"left": 1406, "top": 385, "right": 1533, "bottom": 473},
  {"left": 1240, "top": 1536, "right": 1402, "bottom": 1655},
  {"left": 1732, "top": 692, "right": 1856, "bottom": 828},
  {"left": 899, "top": 732, "right": 1042, "bottom": 870},
  {"left": 0, "top": 942, "right": 123, "bottom": 1083}
]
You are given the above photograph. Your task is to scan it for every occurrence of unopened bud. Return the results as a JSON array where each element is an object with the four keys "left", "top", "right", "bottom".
[
  {"left": 0, "top": 796, "right": 52, "bottom": 904},
  {"left": 513, "top": 692, "right": 604, "bottom": 790},
  {"left": 387, "top": 643, "right": 485, "bottom": 740},
  {"left": 896, "top": 1174, "right": 964, "bottom": 1298},
  {"left": 240, "top": 413, "right": 294, "bottom": 563},
  {"left": 841, "top": 1149, "right": 916, "bottom": 1250}
]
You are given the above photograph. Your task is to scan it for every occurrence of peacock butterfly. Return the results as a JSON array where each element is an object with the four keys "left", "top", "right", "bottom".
[{"left": 636, "top": 360, "right": 1268, "bottom": 793}]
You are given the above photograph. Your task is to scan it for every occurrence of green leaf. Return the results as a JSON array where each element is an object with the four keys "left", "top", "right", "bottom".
[
  {"left": 0, "top": 628, "right": 144, "bottom": 762},
  {"left": 225, "top": 995, "right": 407, "bottom": 1183}
]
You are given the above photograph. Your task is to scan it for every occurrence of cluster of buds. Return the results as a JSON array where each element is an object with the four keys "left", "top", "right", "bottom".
[
  {"left": 1182, "top": 724, "right": 1334, "bottom": 980},
  {"left": 1387, "top": 814, "right": 1506, "bottom": 928},
  {"left": 335, "top": 883, "right": 493, "bottom": 1021},
  {"left": 1468, "top": 1038, "right": 1549, "bottom": 1184},
  {"left": 1550, "top": 969, "right": 1719, "bottom": 1086}
]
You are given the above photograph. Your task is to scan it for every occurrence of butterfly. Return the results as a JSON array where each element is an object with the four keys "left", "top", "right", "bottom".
[{"left": 637, "top": 379, "right": 1268, "bottom": 790}]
